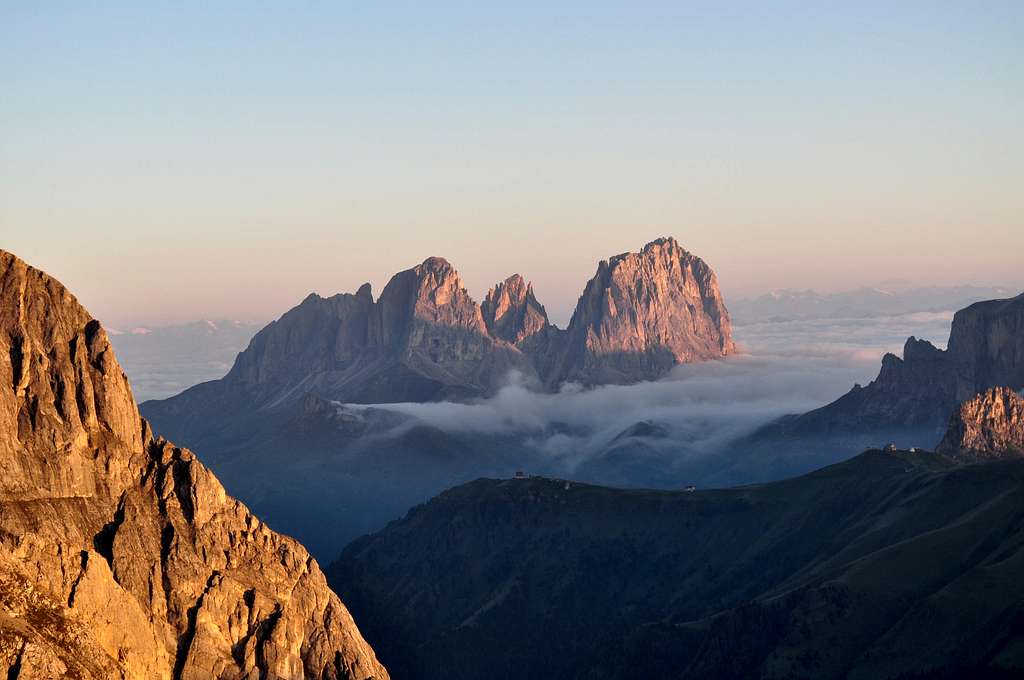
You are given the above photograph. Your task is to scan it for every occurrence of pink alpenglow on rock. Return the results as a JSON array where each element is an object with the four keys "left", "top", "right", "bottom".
[{"left": 937, "top": 387, "right": 1024, "bottom": 460}]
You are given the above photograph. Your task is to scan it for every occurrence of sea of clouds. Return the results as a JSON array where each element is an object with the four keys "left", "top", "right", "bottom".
[{"left": 357, "top": 310, "right": 957, "bottom": 470}]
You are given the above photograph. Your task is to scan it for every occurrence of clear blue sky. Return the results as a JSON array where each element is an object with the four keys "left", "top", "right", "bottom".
[{"left": 2, "top": 2, "right": 1021, "bottom": 327}]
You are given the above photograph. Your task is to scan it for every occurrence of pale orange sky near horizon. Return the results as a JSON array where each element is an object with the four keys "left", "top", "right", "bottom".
[
  {"left": 3, "top": 3, "right": 1022, "bottom": 328},
  {"left": 6, "top": 224, "right": 1022, "bottom": 330}
]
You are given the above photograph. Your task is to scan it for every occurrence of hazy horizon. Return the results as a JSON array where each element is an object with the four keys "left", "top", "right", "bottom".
[
  {"left": 4, "top": 3, "right": 1022, "bottom": 328},
  {"left": 11, "top": 244, "right": 1023, "bottom": 331}
]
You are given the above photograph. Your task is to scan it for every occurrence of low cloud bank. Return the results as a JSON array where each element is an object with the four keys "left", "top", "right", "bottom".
[{"left": 353, "top": 311, "right": 955, "bottom": 468}]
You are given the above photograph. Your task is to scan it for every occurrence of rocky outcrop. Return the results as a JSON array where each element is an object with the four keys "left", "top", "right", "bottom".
[
  {"left": 481, "top": 274, "right": 552, "bottom": 347},
  {"left": 549, "top": 237, "right": 734, "bottom": 385},
  {"left": 760, "top": 292, "right": 1024, "bottom": 442},
  {"left": 0, "top": 251, "right": 387, "bottom": 679},
  {"left": 947, "top": 293, "right": 1024, "bottom": 394},
  {"left": 937, "top": 387, "right": 1024, "bottom": 460}
]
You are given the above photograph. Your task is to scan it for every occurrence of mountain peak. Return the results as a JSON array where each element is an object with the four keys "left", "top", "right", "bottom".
[
  {"left": 393, "top": 256, "right": 471, "bottom": 310},
  {"left": 641, "top": 235, "right": 683, "bottom": 253},
  {"left": 147, "top": 238, "right": 735, "bottom": 414},
  {"left": 0, "top": 249, "right": 142, "bottom": 473},
  {"left": 551, "top": 237, "right": 734, "bottom": 385},
  {"left": 481, "top": 274, "right": 550, "bottom": 346},
  {"left": 937, "top": 387, "right": 1024, "bottom": 460},
  {"left": 498, "top": 272, "right": 528, "bottom": 289},
  {"left": 902, "top": 336, "right": 943, "bottom": 362},
  {"left": 417, "top": 256, "right": 455, "bottom": 275}
]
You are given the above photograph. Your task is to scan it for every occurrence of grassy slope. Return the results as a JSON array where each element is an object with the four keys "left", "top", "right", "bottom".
[{"left": 332, "top": 451, "right": 1024, "bottom": 680}]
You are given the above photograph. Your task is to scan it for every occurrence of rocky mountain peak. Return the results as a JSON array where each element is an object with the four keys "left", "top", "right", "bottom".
[
  {"left": 378, "top": 257, "right": 482, "bottom": 328},
  {"left": 902, "top": 336, "right": 943, "bottom": 362},
  {"left": 0, "top": 250, "right": 387, "bottom": 679},
  {"left": 145, "top": 237, "right": 735, "bottom": 419},
  {"left": 0, "top": 251, "right": 142, "bottom": 500},
  {"left": 413, "top": 257, "right": 476, "bottom": 311},
  {"left": 937, "top": 387, "right": 1024, "bottom": 460},
  {"left": 481, "top": 274, "right": 551, "bottom": 345},
  {"left": 947, "top": 292, "right": 1024, "bottom": 396},
  {"left": 549, "top": 237, "right": 734, "bottom": 385},
  {"left": 419, "top": 255, "right": 454, "bottom": 273},
  {"left": 638, "top": 235, "right": 682, "bottom": 256},
  {"left": 355, "top": 281, "right": 373, "bottom": 301}
]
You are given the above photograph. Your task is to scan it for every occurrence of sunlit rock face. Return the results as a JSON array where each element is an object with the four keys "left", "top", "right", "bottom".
[
  {"left": 481, "top": 274, "right": 552, "bottom": 347},
  {"left": 938, "top": 386, "right": 1024, "bottom": 460},
  {"left": 0, "top": 250, "right": 388, "bottom": 680},
  {"left": 547, "top": 237, "right": 734, "bottom": 386}
]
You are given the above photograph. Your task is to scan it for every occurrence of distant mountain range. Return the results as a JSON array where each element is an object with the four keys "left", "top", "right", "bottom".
[
  {"left": 729, "top": 284, "right": 1017, "bottom": 325},
  {"left": 109, "top": 285, "right": 1017, "bottom": 405},
  {"left": 108, "top": 318, "right": 262, "bottom": 402},
  {"left": 146, "top": 237, "right": 732, "bottom": 414}
]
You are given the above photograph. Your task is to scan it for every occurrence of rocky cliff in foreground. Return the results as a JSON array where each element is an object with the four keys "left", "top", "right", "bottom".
[
  {"left": 0, "top": 251, "right": 387, "bottom": 679},
  {"left": 937, "top": 387, "right": 1024, "bottom": 460}
]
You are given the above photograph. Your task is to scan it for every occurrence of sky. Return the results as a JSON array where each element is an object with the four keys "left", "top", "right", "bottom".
[{"left": 2, "top": 2, "right": 1022, "bottom": 328}]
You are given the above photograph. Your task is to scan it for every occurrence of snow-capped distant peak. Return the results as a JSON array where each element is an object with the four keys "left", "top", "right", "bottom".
[{"left": 130, "top": 327, "right": 152, "bottom": 335}]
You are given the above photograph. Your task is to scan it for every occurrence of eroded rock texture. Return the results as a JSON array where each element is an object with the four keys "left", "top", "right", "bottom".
[
  {"left": 938, "top": 387, "right": 1024, "bottom": 460},
  {"left": 481, "top": 274, "right": 552, "bottom": 348},
  {"left": 222, "top": 256, "right": 535, "bottom": 406},
  {"left": 550, "top": 237, "right": 734, "bottom": 385},
  {"left": 0, "top": 250, "right": 387, "bottom": 680}
]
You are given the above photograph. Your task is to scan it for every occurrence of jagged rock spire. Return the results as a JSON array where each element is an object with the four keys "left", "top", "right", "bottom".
[{"left": 481, "top": 274, "right": 551, "bottom": 346}]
